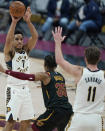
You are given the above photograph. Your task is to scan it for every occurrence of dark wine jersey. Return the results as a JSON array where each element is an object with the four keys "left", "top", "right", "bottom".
[{"left": 41, "top": 71, "right": 72, "bottom": 110}]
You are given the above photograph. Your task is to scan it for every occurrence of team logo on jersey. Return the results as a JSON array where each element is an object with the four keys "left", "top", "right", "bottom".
[
  {"left": 17, "top": 66, "right": 29, "bottom": 73},
  {"left": 16, "top": 55, "right": 29, "bottom": 73},
  {"left": 54, "top": 76, "right": 63, "bottom": 81},
  {"left": 16, "top": 55, "right": 28, "bottom": 62}
]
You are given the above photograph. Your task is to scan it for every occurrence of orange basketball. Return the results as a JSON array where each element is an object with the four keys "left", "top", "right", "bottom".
[{"left": 9, "top": 1, "right": 26, "bottom": 18}]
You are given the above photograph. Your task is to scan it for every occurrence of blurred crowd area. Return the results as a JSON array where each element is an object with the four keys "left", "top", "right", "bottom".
[{"left": 0, "top": 0, "right": 105, "bottom": 47}]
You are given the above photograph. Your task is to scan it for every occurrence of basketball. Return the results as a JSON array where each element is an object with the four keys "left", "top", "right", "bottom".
[{"left": 9, "top": 1, "right": 26, "bottom": 18}]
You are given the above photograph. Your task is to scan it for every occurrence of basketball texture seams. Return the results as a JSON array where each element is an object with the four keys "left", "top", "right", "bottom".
[{"left": 9, "top": 1, "right": 26, "bottom": 18}]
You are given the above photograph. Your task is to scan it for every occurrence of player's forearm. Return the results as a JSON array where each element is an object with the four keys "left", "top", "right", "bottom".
[
  {"left": 6, "top": 21, "right": 17, "bottom": 42},
  {"left": 55, "top": 42, "right": 64, "bottom": 65},
  {"left": 5, "top": 70, "right": 35, "bottom": 81},
  {"left": 27, "top": 21, "right": 38, "bottom": 40}
]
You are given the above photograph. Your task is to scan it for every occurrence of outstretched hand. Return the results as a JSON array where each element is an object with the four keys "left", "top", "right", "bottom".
[
  {"left": 23, "top": 7, "right": 32, "bottom": 23},
  {"left": 0, "top": 64, "right": 5, "bottom": 73},
  {"left": 52, "top": 27, "right": 66, "bottom": 44}
]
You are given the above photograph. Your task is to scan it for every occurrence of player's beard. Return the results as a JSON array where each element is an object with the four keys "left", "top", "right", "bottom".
[{"left": 15, "top": 46, "right": 23, "bottom": 53}]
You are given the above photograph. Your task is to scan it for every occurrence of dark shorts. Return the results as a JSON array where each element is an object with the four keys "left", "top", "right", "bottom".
[{"left": 32, "top": 107, "right": 73, "bottom": 131}]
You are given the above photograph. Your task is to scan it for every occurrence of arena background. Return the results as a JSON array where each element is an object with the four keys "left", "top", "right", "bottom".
[{"left": 0, "top": 0, "right": 105, "bottom": 130}]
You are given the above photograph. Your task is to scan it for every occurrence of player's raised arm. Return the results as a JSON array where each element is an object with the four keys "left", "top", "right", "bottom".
[
  {"left": 23, "top": 7, "right": 38, "bottom": 52},
  {"left": 4, "top": 15, "right": 21, "bottom": 58},
  {"left": 52, "top": 27, "right": 83, "bottom": 81}
]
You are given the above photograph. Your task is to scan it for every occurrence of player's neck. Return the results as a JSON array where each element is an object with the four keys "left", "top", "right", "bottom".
[
  {"left": 15, "top": 48, "right": 23, "bottom": 53},
  {"left": 46, "top": 69, "right": 55, "bottom": 72},
  {"left": 87, "top": 64, "right": 98, "bottom": 71}
]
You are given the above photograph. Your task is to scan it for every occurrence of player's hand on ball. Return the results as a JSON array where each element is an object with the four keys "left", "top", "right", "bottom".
[
  {"left": 0, "top": 64, "right": 5, "bottom": 73},
  {"left": 23, "top": 7, "right": 32, "bottom": 23},
  {"left": 52, "top": 27, "right": 66, "bottom": 44},
  {"left": 10, "top": 14, "right": 22, "bottom": 23},
  {"left": 9, "top": 1, "right": 25, "bottom": 22}
]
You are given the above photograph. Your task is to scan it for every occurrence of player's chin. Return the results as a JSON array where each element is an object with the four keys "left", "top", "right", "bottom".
[{"left": 17, "top": 45, "right": 23, "bottom": 49}]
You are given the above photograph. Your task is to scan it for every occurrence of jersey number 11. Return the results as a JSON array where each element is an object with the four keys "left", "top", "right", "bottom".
[{"left": 87, "top": 86, "right": 96, "bottom": 102}]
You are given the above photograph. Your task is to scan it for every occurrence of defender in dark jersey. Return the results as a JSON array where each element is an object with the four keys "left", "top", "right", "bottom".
[{"left": 0, "top": 55, "right": 73, "bottom": 131}]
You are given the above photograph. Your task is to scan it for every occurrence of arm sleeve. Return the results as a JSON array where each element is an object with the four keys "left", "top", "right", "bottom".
[{"left": 6, "top": 70, "right": 35, "bottom": 81}]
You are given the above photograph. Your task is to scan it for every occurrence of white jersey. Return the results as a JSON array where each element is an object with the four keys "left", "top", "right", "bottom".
[
  {"left": 7, "top": 51, "right": 30, "bottom": 86},
  {"left": 73, "top": 68, "right": 105, "bottom": 114}
]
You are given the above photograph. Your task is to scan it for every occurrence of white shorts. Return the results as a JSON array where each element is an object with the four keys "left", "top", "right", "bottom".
[
  {"left": 5, "top": 85, "right": 35, "bottom": 121},
  {"left": 67, "top": 113, "right": 103, "bottom": 131}
]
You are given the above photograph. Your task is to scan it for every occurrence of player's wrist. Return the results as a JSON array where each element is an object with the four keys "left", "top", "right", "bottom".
[
  {"left": 26, "top": 20, "right": 31, "bottom": 24},
  {"left": 12, "top": 20, "right": 17, "bottom": 25},
  {"left": 5, "top": 70, "right": 11, "bottom": 75},
  {"left": 1, "top": 69, "right": 6, "bottom": 73},
  {"left": 3, "top": 69, "right": 6, "bottom": 73},
  {"left": 55, "top": 41, "right": 61, "bottom": 46}
]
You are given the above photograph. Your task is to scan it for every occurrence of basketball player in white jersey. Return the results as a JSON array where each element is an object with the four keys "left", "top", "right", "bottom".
[
  {"left": 52, "top": 27, "right": 105, "bottom": 131},
  {"left": 3, "top": 7, "right": 38, "bottom": 131}
]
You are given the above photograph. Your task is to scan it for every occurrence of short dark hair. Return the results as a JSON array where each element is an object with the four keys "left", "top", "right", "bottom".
[
  {"left": 44, "top": 55, "right": 57, "bottom": 69},
  {"left": 84, "top": 0, "right": 90, "bottom": 3},
  {"left": 85, "top": 46, "right": 100, "bottom": 65},
  {"left": 14, "top": 30, "right": 23, "bottom": 36}
]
